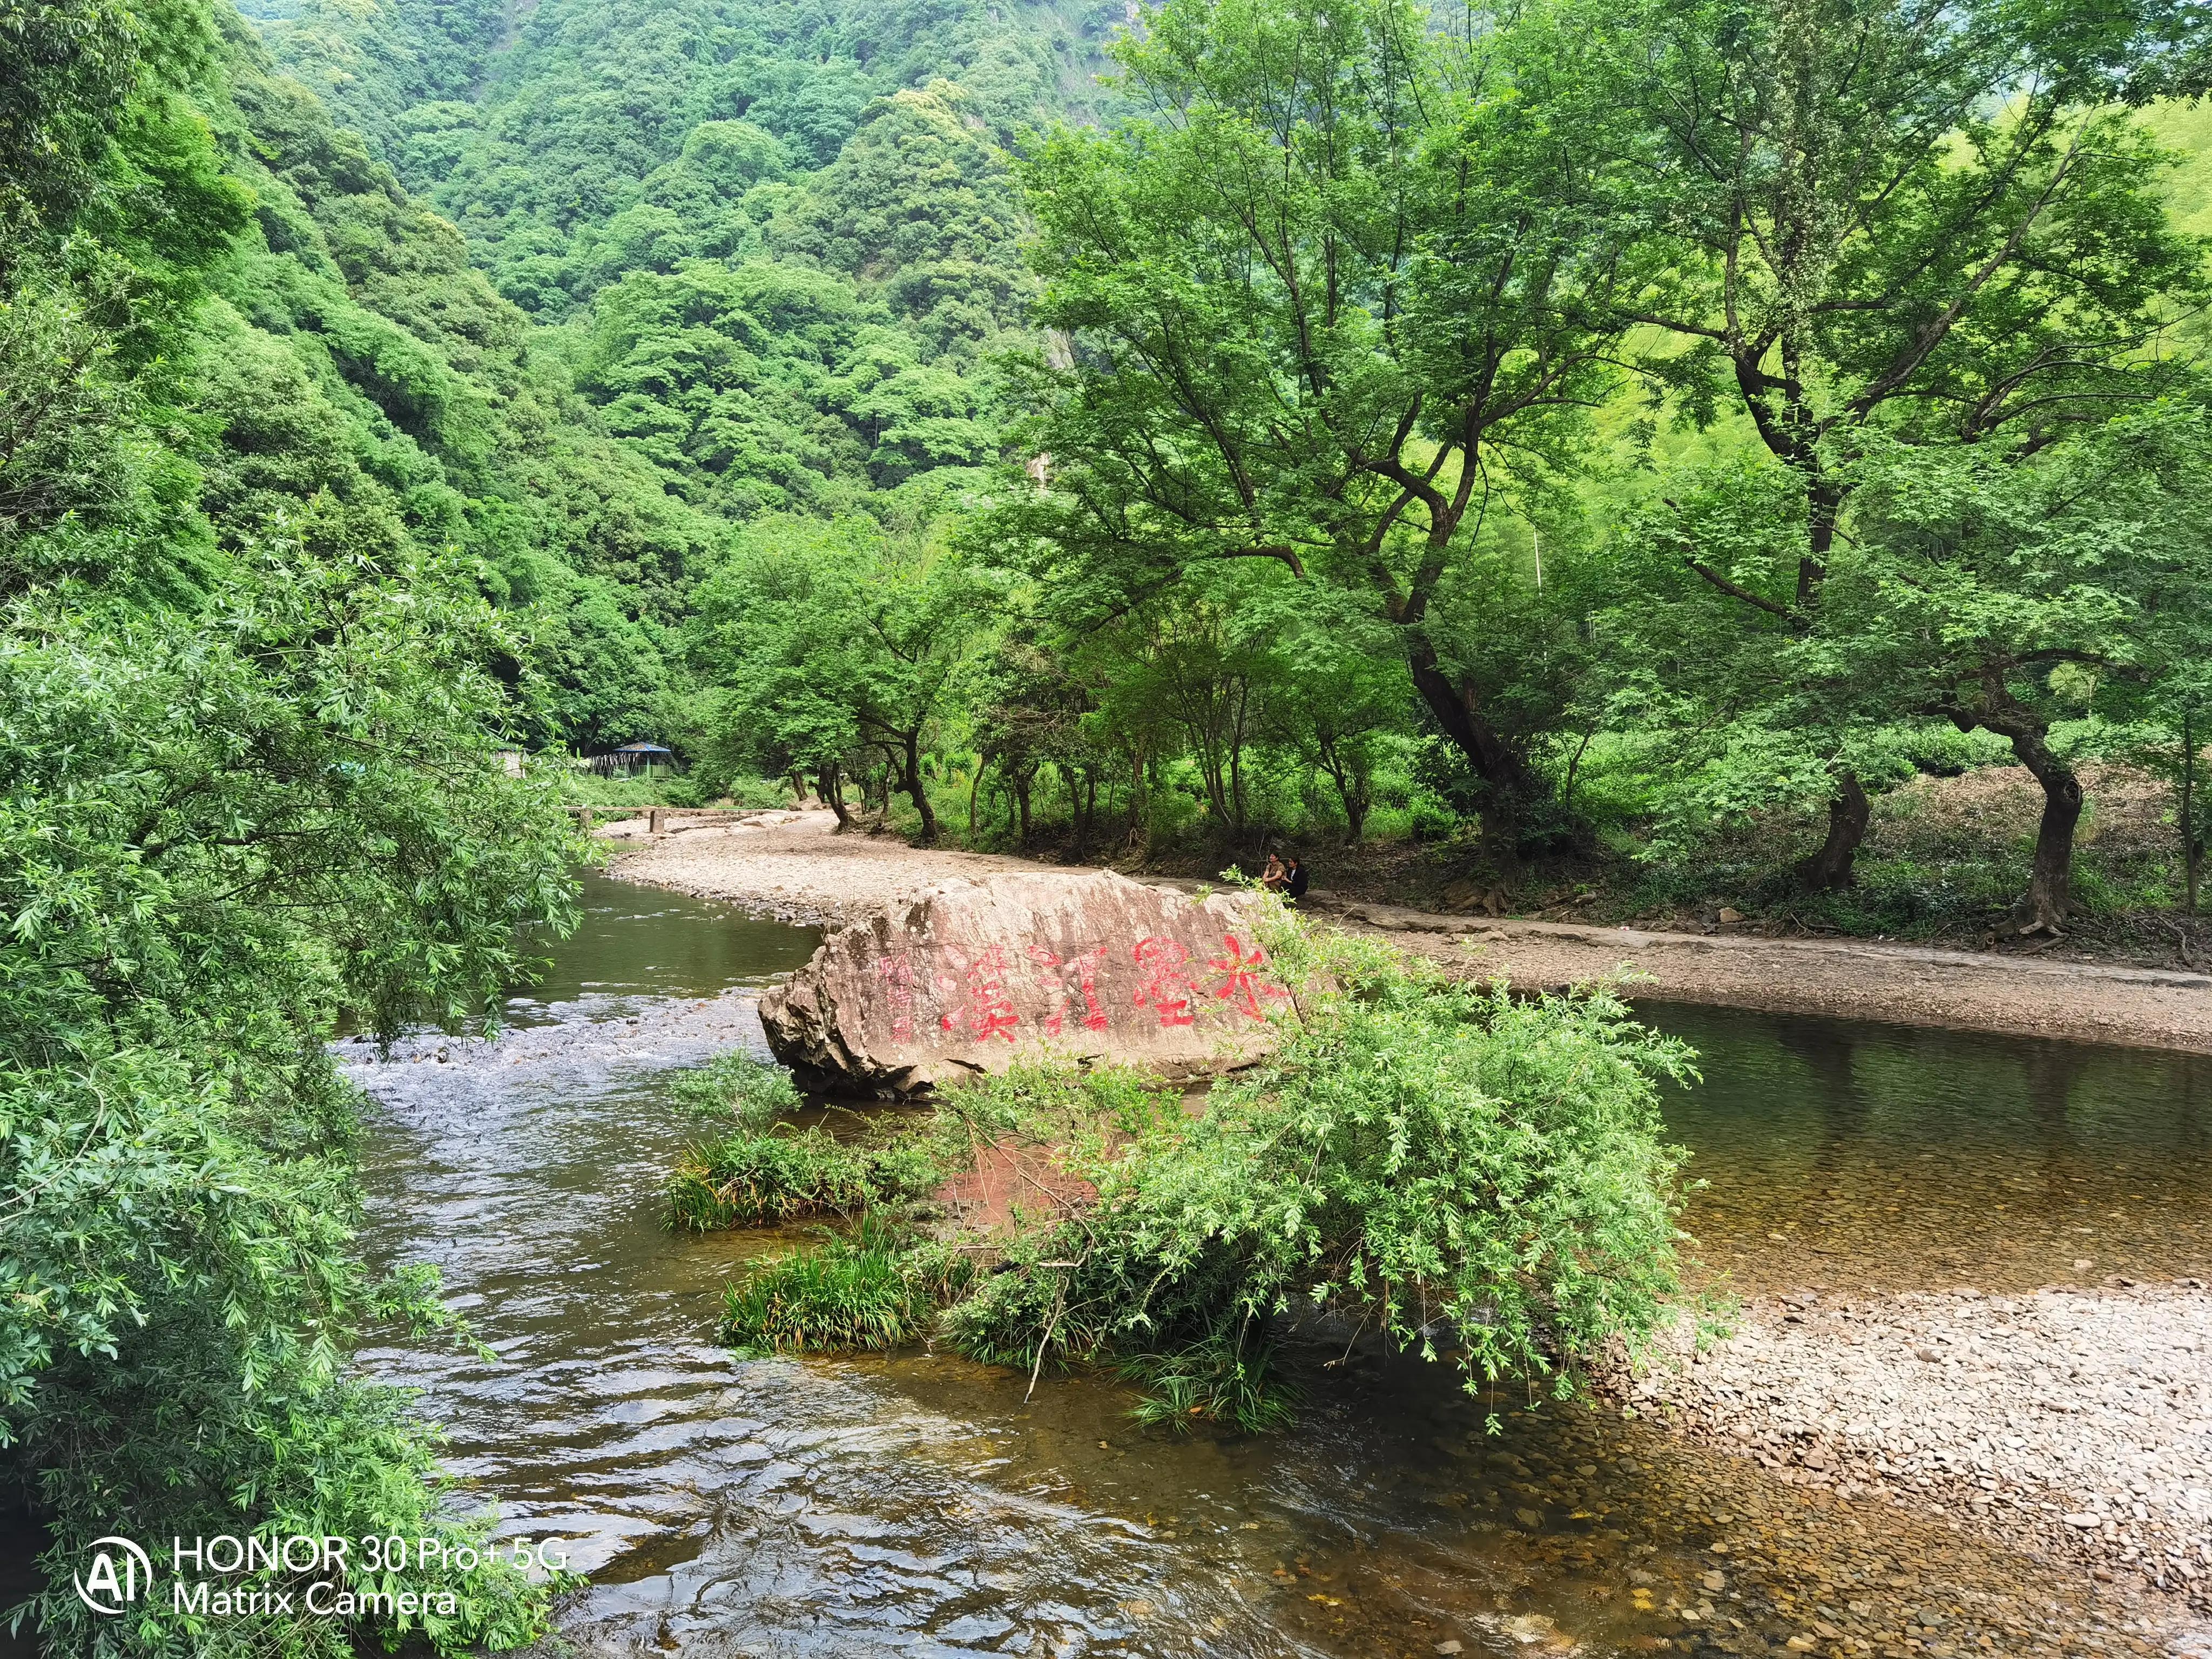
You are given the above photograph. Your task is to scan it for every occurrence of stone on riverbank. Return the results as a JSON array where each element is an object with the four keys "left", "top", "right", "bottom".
[
  {"left": 759, "top": 871, "right": 1299, "bottom": 1093},
  {"left": 1621, "top": 1282, "right": 2212, "bottom": 1613}
]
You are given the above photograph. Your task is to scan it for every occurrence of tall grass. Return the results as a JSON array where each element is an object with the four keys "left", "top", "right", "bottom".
[
  {"left": 719, "top": 1217, "right": 953, "bottom": 1353},
  {"left": 667, "top": 1128, "right": 941, "bottom": 1229}
]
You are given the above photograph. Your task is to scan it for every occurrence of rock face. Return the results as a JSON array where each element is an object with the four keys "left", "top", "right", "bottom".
[{"left": 759, "top": 871, "right": 1298, "bottom": 1093}]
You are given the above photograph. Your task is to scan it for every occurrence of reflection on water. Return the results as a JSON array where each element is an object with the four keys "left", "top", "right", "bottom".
[
  {"left": 507, "top": 869, "right": 825, "bottom": 1022},
  {"left": 332, "top": 879, "right": 2206, "bottom": 1656},
  {"left": 1642, "top": 1003, "right": 2212, "bottom": 1296}
]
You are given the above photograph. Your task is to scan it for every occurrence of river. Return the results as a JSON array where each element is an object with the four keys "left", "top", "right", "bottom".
[{"left": 336, "top": 875, "right": 2210, "bottom": 1655}]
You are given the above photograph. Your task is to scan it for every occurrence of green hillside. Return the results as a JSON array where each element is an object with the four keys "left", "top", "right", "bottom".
[
  {"left": 252, "top": 0, "right": 1119, "bottom": 309},
  {"left": 228, "top": 0, "right": 1115, "bottom": 555}
]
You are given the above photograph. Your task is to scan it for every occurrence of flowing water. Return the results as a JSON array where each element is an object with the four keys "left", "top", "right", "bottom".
[{"left": 327, "top": 879, "right": 2209, "bottom": 1656}]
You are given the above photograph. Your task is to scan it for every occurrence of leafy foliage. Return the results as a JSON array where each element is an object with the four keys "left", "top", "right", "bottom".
[
  {"left": 665, "top": 1050, "right": 948, "bottom": 1228},
  {"left": 719, "top": 1216, "right": 960, "bottom": 1354},
  {"left": 670, "top": 1127, "right": 945, "bottom": 1229},
  {"left": 938, "top": 927, "right": 1694, "bottom": 1427},
  {"left": 670, "top": 1048, "right": 808, "bottom": 1131},
  {"left": 1, "top": 0, "right": 584, "bottom": 1649}
]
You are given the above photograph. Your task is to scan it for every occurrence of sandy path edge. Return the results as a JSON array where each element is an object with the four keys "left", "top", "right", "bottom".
[{"left": 603, "top": 811, "right": 2212, "bottom": 1054}]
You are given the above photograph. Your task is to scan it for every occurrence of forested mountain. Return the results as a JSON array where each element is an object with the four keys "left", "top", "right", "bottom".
[
  {"left": 239, "top": 0, "right": 1113, "bottom": 520},
  {"left": 224, "top": 0, "right": 2212, "bottom": 958}
]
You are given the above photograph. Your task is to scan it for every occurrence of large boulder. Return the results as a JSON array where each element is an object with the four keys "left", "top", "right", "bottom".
[{"left": 759, "top": 871, "right": 1299, "bottom": 1093}]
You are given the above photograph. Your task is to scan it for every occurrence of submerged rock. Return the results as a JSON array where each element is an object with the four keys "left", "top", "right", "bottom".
[{"left": 758, "top": 870, "right": 1299, "bottom": 1094}]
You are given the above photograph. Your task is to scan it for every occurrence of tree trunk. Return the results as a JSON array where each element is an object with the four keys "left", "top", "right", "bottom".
[
  {"left": 968, "top": 756, "right": 988, "bottom": 839},
  {"left": 1013, "top": 772, "right": 1032, "bottom": 847},
  {"left": 1317, "top": 736, "right": 1369, "bottom": 844},
  {"left": 1228, "top": 680, "right": 1251, "bottom": 838},
  {"left": 901, "top": 733, "right": 938, "bottom": 844},
  {"left": 818, "top": 764, "right": 852, "bottom": 831},
  {"left": 1796, "top": 770, "right": 1870, "bottom": 891},
  {"left": 2005, "top": 724, "right": 2082, "bottom": 933},
  {"left": 1196, "top": 736, "right": 1230, "bottom": 828},
  {"left": 787, "top": 770, "right": 807, "bottom": 805},
  {"left": 1330, "top": 772, "right": 1369, "bottom": 844},
  {"left": 1405, "top": 641, "right": 1536, "bottom": 840},
  {"left": 2184, "top": 711, "right": 2201, "bottom": 915},
  {"left": 1129, "top": 748, "right": 1157, "bottom": 849}
]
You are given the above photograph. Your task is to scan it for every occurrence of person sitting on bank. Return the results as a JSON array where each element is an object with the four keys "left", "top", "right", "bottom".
[
  {"left": 1260, "top": 851, "right": 1287, "bottom": 891},
  {"left": 1282, "top": 854, "right": 1308, "bottom": 905}
]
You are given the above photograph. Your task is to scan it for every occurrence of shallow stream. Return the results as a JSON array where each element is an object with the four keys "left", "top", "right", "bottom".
[{"left": 331, "top": 876, "right": 2210, "bottom": 1656}]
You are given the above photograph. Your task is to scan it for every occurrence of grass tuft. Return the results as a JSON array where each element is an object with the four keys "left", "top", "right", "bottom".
[
  {"left": 719, "top": 1216, "right": 942, "bottom": 1353},
  {"left": 1121, "top": 1337, "right": 1299, "bottom": 1435},
  {"left": 666, "top": 1127, "right": 940, "bottom": 1230}
]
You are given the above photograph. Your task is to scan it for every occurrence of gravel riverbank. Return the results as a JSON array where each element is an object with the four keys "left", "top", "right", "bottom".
[{"left": 1624, "top": 1284, "right": 2212, "bottom": 1620}]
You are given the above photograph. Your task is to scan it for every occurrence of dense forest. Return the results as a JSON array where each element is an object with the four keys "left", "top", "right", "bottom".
[
  {"left": 230, "top": 0, "right": 2212, "bottom": 947},
  {"left": 8, "top": 0, "right": 2212, "bottom": 1647},
  {"left": 197, "top": 0, "right": 2212, "bottom": 954}
]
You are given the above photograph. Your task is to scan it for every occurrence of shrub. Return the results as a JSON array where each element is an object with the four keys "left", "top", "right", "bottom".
[
  {"left": 705, "top": 910, "right": 1697, "bottom": 1434},
  {"left": 670, "top": 1049, "right": 805, "bottom": 1131},
  {"left": 2, "top": 531, "right": 582, "bottom": 1653},
  {"left": 668, "top": 1127, "right": 941, "bottom": 1229},
  {"left": 719, "top": 1217, "right": 959, "bottom": 1353}
]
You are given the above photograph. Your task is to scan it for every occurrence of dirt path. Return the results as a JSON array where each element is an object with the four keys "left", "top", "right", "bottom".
[{"left": 605, "top": 810, "right": 2212, "bottom": 1054}]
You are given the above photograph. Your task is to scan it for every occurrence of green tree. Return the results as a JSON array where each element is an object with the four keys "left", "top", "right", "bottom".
[
  {"left": 4, "top": 533, "right": 578, "bottom": 1657},
  {"left": 1838, "top": 406, "right": 2212, "bottom": 929},
  {"left": 688, "top": 516, "right": 992, "bottom": 840},
  {"left": 2, "top": 2, "right": 583, "bottom": 1646},
  {"left": 1261, "top": 600, "right": 1409, "bottom": 844},
  {"left": 0, "top": 0, "right": 143, "bottom": 252},
  {"left": 1002, "top": 0, "right": 1658, "bottom": 841},
  {"left": 1602, "top": 0, "right": 2205, "bottom": 888},
  {"left": 770, "top": 79, "right": 1031, "bottom": 354}
]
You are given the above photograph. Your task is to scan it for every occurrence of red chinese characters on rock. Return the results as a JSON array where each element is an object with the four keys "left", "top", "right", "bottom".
[
  {"left": 1208, "top": 934, "right": 1289, "bottom": 1019},
  {"left": 936, "top": 945, "right": 1020, "bottom": 1044},
  {"left": 1130, "top": 935, "right": 1199, "bottom": 1028},
  {"left": 917, "top": 928, "right": 1285, "bottom": 1046},
  {"left": 1027, "top": 945, "right": 1108, "bottom": 1037},
  {"left": 871, "top": 950, "right": 920, "bottom": 1044}
]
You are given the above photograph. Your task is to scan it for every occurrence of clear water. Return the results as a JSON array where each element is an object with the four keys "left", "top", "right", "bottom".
[
  {"left": 1644, "top": 1002, "right": 2212, "bottom": 1298},
  {"left": 335, "top": 874, "right": 2208, "bottom": 1656}
]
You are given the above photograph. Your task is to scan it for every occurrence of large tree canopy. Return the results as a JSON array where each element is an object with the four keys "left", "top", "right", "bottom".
[
  {"left": 999, "top": 0, "right": 1671, "bottom": 835},
  {"left": 1602, "top": 0, "right": 2207, "bottom": 890}
]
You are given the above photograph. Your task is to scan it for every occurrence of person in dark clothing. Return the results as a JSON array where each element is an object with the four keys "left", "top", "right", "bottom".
[{"left": 1283, "top": 854, "right": 1308, "bottom": 905}]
